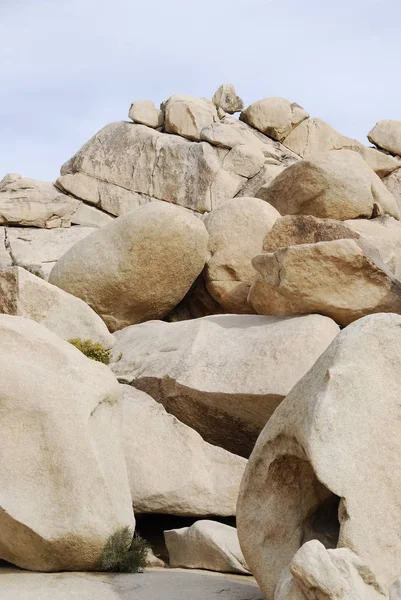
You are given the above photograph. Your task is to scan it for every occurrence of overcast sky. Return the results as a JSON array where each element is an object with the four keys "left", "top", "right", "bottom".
[{"left": 1, "top": 0, "right": 400, "bottom": 181}]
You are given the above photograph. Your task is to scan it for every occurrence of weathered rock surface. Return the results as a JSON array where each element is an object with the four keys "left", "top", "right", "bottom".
[
  {"left": 0, "top": 568, "right": 264, "bottom": 600},
  {"left": 275, "top": 541, "right": 387, "bottom": 600},
  {"left": 368, "top": 120, "right": 401, "bottom": 156},
  {"left": 282, "top": 118, "right": 363, "bottom": 159},
  {"left": 252, "top": 238, "right": 401, "bottom": 325},
  {"left": 4, "top": 226, "right": 95, "bottom": 279},
  {"left": 121, "top": 385, "right": 246, "bottom": 516},
  {"left": 128, "top": 100, "right": 163, "bottom": 128},
  {"left": 49, "top": 202, "right": 209, "bottom": 331},
  {"left": 357, "top": 146, "right": 401, "bottom": 178},
  {"left": 164, "top": 95, "right": 219, "bottom": 141},
  {"left": 0, "top": 173, "right": 80, "bottom": 228},
  {"left": 204, "top": 197, "right": 280, "bottom": 312},
  {"left": 59, "top": 121, "right": 249, "bottom": 214},
  {"left": 110, "top": 314, "right": 339, "bottom": 457},
  {"left": 213, "top": 84, "right": 244, "bottom": 114},
  {"left": 0, "top": 315, "right": 133, "bottom": 571},
  {"left": 383, "top": 167, "right": 401, "bottom": 213},
  {"left": 0, "top": 267, "right": 115, "bottom": 348},
  {"left": 240, "top": 98, "right": 309, "bottom": 141},
  {"left": 263, "top": 214, "right": 401, "bottom": 278},
  {"left": 257, "top": 150, "right": 399, "bottom": 220},
  {"left": 164, "top": 521, "right": 249, "bottom": 574},
  {"left": 237, "top": 313, "right": 401, "bottom": 597}
]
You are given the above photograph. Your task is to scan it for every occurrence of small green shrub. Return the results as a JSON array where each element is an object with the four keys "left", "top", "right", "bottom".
[
  {"left": 101, "top": 526, "right": 149, "bottom": 573},
  {"left": 68, "top": 338, "right": 111, "bottom": 364},
  {"left": 18, "top": 264, "right": 43, "bottom": 279}
]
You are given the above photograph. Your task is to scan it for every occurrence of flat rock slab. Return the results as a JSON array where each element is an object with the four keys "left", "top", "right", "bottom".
[{"left": 0, "top": 568, "right": 264, "bottom": 600}]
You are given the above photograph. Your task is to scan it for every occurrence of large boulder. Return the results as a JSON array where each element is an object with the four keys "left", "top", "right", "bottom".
[
  {"left": 282, "top": 118, "right": 363, "bottom": 159},
  {"left": 0, "top": 315, "right": 133, "bottom": 571},
  {"left": 0, "top": 267, "right": 115, "bottom": 348},
  {"left": 263, "top": 214, "right": 401, "bottom": 278},
  {"left": 240, "top": 98, "right": 309, "bottom": 141},
  {"left": 164, "top": 521, "right": 249, "bottom": 575},
  {"left": 203, "top": 197, "right": 280, "bottom": 312},
  {"left": 368, "top": 120, "right": 401, "bottom": 156},
  {"left": 58, "top": 122, "right": 250, "bottom": 215},
  {"left": 122, "top": 385, "right": 246, "bottom": 516},
  {"left": 257, "top": 150, "right": 399, "bottom": 220},
  {"left": 49, "top": 202, "right": 209, "bottom": 332},
  {"left": 163, "top": 95, "right": 219, "bottom": 140},
  {"left": 110, "top": 314, "right": 340, "bottom": 457},
  {"left": 4, "top": 226, "right": 95, "bottom": 280},
  {"left": 212, "top": 84, "right": 244, "bottom": 115},
  {"left": 237, "top": 314, "right": 401, "bottom": 597},
  {"left": 252, "top": 239, "right": 401, "bottom": 326},
  {"left": 0, "top": 174, "right": 80, "bottom": 228},
  {"left": 383, "top": 167, "right": 401, "bottom": 213},
  {"left": 275, "top": 542, "right": 386, "bottom": 600}
]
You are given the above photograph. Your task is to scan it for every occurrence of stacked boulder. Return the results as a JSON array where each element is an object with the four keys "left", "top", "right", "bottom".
[{"left": 2, "top": 84, "right": 401, "bottom": 597}]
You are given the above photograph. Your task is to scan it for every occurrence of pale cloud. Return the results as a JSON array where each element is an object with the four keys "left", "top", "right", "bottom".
[{"left": 1, "top": 0, "right": 400, "bottom": 180}]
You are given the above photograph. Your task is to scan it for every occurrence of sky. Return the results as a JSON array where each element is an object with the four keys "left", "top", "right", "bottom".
[{"left": 1, "top": 0, "right": 401, "bottom": 181}]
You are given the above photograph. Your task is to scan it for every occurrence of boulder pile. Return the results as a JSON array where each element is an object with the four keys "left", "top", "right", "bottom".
[{"left": 2, "top": 83, "right": 401, "bottom": 598}]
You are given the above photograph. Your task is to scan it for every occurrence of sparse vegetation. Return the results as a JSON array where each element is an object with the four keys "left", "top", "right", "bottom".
[
  {"left": 101, "top": 526, "right": 149, "bottom": 573},
  {"left": 17, "top": 264, "right": 44, "bottom": 278},
  {"left": 68, "top": 338, "right": 111, "bottom": 364}
]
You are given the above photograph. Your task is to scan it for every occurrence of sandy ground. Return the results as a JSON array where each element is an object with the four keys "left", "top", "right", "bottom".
[{"left": 0, "top": 566, "right": 265, "bottom": 599}]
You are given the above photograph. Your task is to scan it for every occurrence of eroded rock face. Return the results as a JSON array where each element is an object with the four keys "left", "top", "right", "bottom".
[
  {"left": 164, "top": 521, "right": 249, "bottom": 574},
  {"left": 0, "top": 315, "right": 133, "bottom": 571},
  {"left": 164, "top": 95, "right": 219, "bottom": 141},
  {"left": 128, "top": 100, "right": 163, "bottom": 128},
  {"left": 240, "top": 98, "right": 309, "bottom": 141},
  {"left": 204, "top": 197, "right": 280, "bottom": 313},
  {"left": 58, "top": 121, "right": 249, "bottom": 214},
  {"left": 252, "top": 239, "right": 401, "bottom": 326},
  {"left": 49, "top": 202, "right": 209, "bottom": 331},
  {"left": 383, "top": 167, "right": 401, "bottom": 213},
  {"left": 110, "top": 314, "right": 339, "bottom": 457},
  {"left": 0, "top": 267, "right": 115, "bottom": 348},
  {"left": 121, "top": 386, "right": 246, "bottom": 516},
  {"left": 237, "top": 314, "right": 401, "bottom": 598},
  {"left": 368, "top": 120, "right": 401, "bottom": 156},
  {"left": 4, "top": 226, "right": 95, "bottom": 280},
  {"left": 275, "top": 542, "right": 387, "bottom": 600},
  {"left": 282, "top": 118, "right": 363, "bottom": 159},
  {"left": 212, "top": 84, "right": 244, "bottom": 115},
  {"left": 0, "top": 174, "right": 80, "bottom": 228},
  {"left": 257, "top": 150, "right": 399, "bottom": 220}
]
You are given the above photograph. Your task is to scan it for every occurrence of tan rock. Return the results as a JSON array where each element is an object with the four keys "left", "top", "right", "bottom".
[
  {"left": 200, "top": 122, "right": 247, "bottom": 148},
  {"left": 70, "top": 202, "right": 115, "bottom": 227},
  {"left": 0, "top": 174, "right": 80, "bottom": 228},
  {"left": 128, "top": 100, "right": 163, "bottom": 128},
  {"left": 275, "top": 542, "right": 387, "bottom": 600},
  {"left": 212, "top": 84, "right": 244, "bottom": 114},
  {"left": 237, "top": 313, "right": 401, "bottom": 597},
  {"left": 49, "top": 202, "right": 209, "bottom": 331},
  {"left": 165, "top": 521, "right": 249, "bottom": 574},
  {"left": 357, "top": 146, "right": 401, "bottom": 178},
  {"left": 164, "top": 95, "right": 218, "bottom": 141},
  {"left": 165, "top": 276, "right": 223, "bottom": 322},
  {"left": 237, "top": 164, "right": 286, "bottom": 198},
  {"left": 5, "top": 226, "right": 95, "bottom": 280},
  {"left": 110, "top": 314, "right": 339, "bottom": 457},
  {"left": 223, "top": 144, "right": 265, "bottom": 178},
  {"left": 282, "top": 118, "right": 363, "bottom": 159},
  {"left": 60, "top": 122, "right": 246, "bottom": 213},
  {"left": 0, "top": 227, "right": 12, "bottom": 268},
  {"left": 122, "top": 385, "right": 246, "bottom": 516},
  {"left": 0, "top": 315, "right": 133, "bottom": 571},
  {"left": 240, "top": 97, "right": 309, "bottom": 141},
  {"left": 204, "top": 197, "right": 280, "bottom": 312},
  {"left": 248, "top": 275, "right": 301, "bottom": 317},
  {"left": 368, "top": 120, "right": 401, "bottom": 156},
  {"left": 257, "top": 150, "right": 399, "bottom": 220},
  {"left": 263, "top": 214, "right": 401, "bottom": 278},
  {"left": 252, "top": 239, "right": 401, "bottom": 326},
  {"left": 0, "top": 267, "right": 115, "bottom": 348},
  {"left": 383, "top": 167, "right": 401, "bottom": 213}
]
